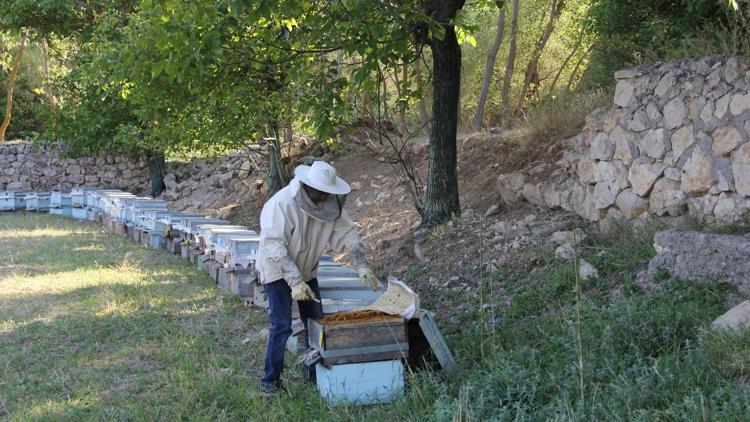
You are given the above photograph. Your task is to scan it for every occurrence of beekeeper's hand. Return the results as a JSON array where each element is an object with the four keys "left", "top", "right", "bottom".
[
  {"left": 291, "top": 282, "right": 316, "bottom": 301},
  {"left": 358, "top": 267, "right": 380, "bottom": 291}
]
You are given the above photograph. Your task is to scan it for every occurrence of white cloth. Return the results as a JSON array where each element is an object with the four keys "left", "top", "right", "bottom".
[{"left": 257, "top": 178, "right": 367, "bottom": 286}]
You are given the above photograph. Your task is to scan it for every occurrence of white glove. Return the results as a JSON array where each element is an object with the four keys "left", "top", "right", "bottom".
[
  {"left": 358, "top": 267, "right": 380, "bottom": 291},
  {"left": 291, "top": 283, "right": 316, "bottom": 301}
]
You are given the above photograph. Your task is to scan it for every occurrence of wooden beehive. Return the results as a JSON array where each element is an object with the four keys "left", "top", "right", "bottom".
[
  {"left": 228, "top": 268, "right": 255, "bottom": 298},
  {"left": 307, "top": 314, "right": 408, "bottom": 366}
]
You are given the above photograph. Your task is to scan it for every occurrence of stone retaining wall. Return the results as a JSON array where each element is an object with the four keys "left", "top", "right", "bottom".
[
  {"left": 0, "top": 140, "right": 150, "bottom": 192},
  {"left": 500, "top": 56, "right": 750, "bottom": 224}
]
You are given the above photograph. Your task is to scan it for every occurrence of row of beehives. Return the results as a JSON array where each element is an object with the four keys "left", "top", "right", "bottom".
[
  {"left": 0, "top": 188, "right": 384, "bottom": 312},
  {"left": 2, "top": 188, "right": 454, "bottom": 405}
]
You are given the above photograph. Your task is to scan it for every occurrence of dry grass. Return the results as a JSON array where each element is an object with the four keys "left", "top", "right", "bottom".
[{"left": 517, "top": 89, "right": 612, "bottom": 145}]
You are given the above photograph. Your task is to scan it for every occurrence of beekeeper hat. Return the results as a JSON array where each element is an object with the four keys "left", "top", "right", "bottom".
[{"left": 294, "top": 161, "right": 351, "bottom": 195}]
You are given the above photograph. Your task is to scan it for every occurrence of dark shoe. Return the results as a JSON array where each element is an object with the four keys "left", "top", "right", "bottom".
[{"left": 260, "top": 380, "right": 283, "bottom": 397}]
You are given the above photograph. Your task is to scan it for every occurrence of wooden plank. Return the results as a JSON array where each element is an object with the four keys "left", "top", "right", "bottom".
[
  {"left": 321, "top": 319, "right": 406, "bottom": 350},
  {"left": 413, "top": 310, "right": 457, "bottom": 373},
  {"left": 307, "top": 317, "right": 408, "bottom": 365}
]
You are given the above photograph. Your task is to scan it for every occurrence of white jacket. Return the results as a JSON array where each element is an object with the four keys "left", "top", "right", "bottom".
[{"left": 256, "top": 178, "right": 365, "bottom": 286}]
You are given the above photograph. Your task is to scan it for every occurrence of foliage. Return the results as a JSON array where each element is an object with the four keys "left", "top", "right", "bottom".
[
  {"left": 0, "top": 34, "right": 47, "bottom": 139},
  {"left": 583, "top": 0, "right": 745, "bottom": 88},
  {"left": 433, "top": 221, "right": 750, "bottom": 420}
]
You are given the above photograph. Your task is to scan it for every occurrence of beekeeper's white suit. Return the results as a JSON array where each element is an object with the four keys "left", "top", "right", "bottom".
[{"left": 256, "top": 161, "right": 378, "bottom": 292}]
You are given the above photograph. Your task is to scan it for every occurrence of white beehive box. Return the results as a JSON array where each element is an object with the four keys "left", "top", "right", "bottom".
[
  {"left": 25, "top": 192, "right": 51, "bottom": 211},
  {"left": 71, "top": 207, "right": 88, "bottom": 220},
  {"left": 102, "top": 193, "right": 136, "bottom": 219},
  {"left": 50, "top": 191, "right": 72, "bottom": 208},
  {"left": 71, "top": 187, "right": 98, "bottom": 208},
  {"left": 178, "top": 218, "right": 230, "bottom": 236},
  {"left": 13, "top": 192, "right": 29, "bottom": 209},
  {"left": 87, "top": 189, "right": 122, "bottom": 210},
  {"left": 224, "top": 236, "right": 261, "bottom": 269},
  {"left": 316, "top": 265, "right": 384, "bottom": 301},
  {"left": 214, "top": 232, "right": 258, "bottom": 254},
  {"left": 316, "top": 360, "right": 404, "bottom": 406},
  {"left": 111, "top": 196, "right": 142, "bottom": 222},
  {"left": 125, "top": 200, "right": 167, "bottom": 224},
  {"left": 131, "top": 208, "right": 168, "bottom": 228},
  {"left": 203, "top": 227, "right": 253, "bottom": 255},
  {"left": 0, "top": 192, "right": 15, "bottom": 211},
  {"left": 214, "top": 233, "right": 258, "bottom": 265}
]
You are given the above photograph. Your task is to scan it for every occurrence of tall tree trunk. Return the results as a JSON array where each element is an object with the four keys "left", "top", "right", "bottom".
[
  {"left": 548, "top": 24, "right": 584, "bottom": 95},
  {"left": 422, "top": 0, "right": 465, "bottom": 227},
  {"left": 0, "top": 30, "right": 29, "bottom": 142},
  {"left": 515, "top": 0, "right": 564, "bottom": 114},
  {"left": 473, "top": 8, "right": 506, "bottom": 132},
  {"left": 146, "top": 152, "right": 165, "bottom": 197},
  {"left": 41, "top": 37, "right": 56, "bottom": 110},
  {"left": 499, "top": 0, "right": 520, "bottom": 127}
]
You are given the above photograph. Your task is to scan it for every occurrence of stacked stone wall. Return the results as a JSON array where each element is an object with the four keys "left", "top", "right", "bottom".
[
  {"left": 0, "top": 140, "right": 150, "bottom": 192},
  {"left": 500, "top": 56, "right": 750, "bottom": 224}
]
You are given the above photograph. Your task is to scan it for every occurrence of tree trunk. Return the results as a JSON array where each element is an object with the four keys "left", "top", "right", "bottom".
[
  {"left": 146, "top": 152, "right": 165, "bottom": 197},
  {"left": 473, "top": 8, "right": 506, "bottom": 132},
  {"left": 421, "top": 1, "right": 465, "bottom": 227},
  {"left": 548, "top": 25, "right": 584, "bottom": 95},
  {"left": 499, "top": 0, "right": 520, "bottom": 127},
  {"left": 515, "top": 0, "right": 564, "bottom": 114},
  {"left": 566, "top": 43, "right": 593, "bottom": 92},
  {"left": 415, "top": 60, "right": 430, "bottom": 133},
  {"left": 399, "top": 63, "right": 408, "bottom": 135},
  {"left": 41, "top": 37, "right": 56, "bottom": 110},
  {"left": 266, "top": 122, "right": 288, "bottom": 198},
  {"left": 0, "top": 30, "right": 29, "bottom": 142}
]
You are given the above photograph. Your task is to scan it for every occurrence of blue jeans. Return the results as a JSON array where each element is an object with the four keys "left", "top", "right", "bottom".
[{"left": 262, "top": 278, "right": 323, "bottom": 384}]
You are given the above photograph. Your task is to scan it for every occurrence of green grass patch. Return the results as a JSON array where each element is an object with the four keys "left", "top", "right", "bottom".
[{"left": 2, "top": 214, "right": 749, "bottom": 420}]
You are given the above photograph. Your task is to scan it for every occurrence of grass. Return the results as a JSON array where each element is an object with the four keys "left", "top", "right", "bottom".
[
  {"left": 3, "top": 213, "right": 750, "bottom": 420},
  {"left": 0, "top": 214, "right": 436, "bottom": 420},
  {"left": 516, "top": 89, "right": 612, "bottom": 144}
]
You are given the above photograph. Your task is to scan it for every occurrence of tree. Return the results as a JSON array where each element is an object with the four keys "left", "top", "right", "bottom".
[
  {"left": 499, "top": 0, "right": 520, "bottom": 126},
  {"left": 515, "top": 0, "right": 565, "bottom": 115},
  {"left": 473, "top": 5, "right": 506, "bottom": 132},
  {"left": 420, "top": 0, "right": 467, "bottom": 226},
  {"left": 0, "top": 29, "right": 28, "bottom": 142}
]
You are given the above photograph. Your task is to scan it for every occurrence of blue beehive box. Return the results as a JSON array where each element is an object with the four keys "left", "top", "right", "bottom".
[
  {"left": 0, "top": 192, "right": 15, "bottom": 211},
  {"left": 316, "top": 360, "right": 404, "bottom": 406}
]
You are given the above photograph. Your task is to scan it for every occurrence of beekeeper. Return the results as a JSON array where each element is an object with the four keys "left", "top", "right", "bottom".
[{"left": 256, "top": 160, "right": 379, "bottom": 395}]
